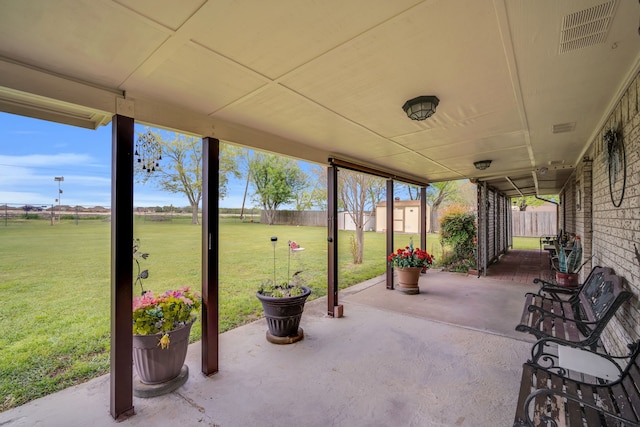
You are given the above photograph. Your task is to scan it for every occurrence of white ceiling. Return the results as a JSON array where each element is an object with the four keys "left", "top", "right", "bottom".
[{"left": 0, "top": 0, "right": 638, "bottom": 196}]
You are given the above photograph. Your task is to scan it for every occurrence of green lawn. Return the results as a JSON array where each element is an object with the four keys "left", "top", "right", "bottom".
[
  {"left": 0, "top": 216, "right": 442, "bottom": 411},
  {"left": 512, "top": 236, "right": 542, "bottom": 250}
]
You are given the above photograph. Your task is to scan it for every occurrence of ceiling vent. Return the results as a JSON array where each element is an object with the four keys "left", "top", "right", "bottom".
[
  {"left": 552, "top": 122, "right": 576, "bottom": 133},
  {"left": 559, "top": 0, "right": 616, "bottom": 54}
]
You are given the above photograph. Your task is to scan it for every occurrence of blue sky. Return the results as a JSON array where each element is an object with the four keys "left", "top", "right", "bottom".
[
  {"left": 0, "top": 112, "right": 255, "bottom": 209},
  {"left": 0, "top": 111, "right": 418, "bottom": 210}
]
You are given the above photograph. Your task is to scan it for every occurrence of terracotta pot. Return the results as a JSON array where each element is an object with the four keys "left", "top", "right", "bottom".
[
  {"left": 256, "top": 286, "right": 311, "bottom": 338},
  {"left": 132, "top": 321, "right": 193, "bottom": 384},
  {"left": 556, "top": 272, "right": 579, "bottom": 288},
  {"left": 396, "top": 267, "right": 423, "bottom": 294}
]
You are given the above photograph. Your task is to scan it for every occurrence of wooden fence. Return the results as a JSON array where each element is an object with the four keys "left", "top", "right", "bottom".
[
  {"left": 261, "top": 210, "right": 327, "bottom": 226},
  {"left": 512, "top": 211, "right": 557, "bottom": 237},
  {"left": 263, "top": 209, "right": 556, "bottom": 237}
]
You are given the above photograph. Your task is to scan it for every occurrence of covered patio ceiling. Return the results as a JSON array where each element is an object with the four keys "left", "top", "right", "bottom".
[{"left": 0, "top": 0, "right": 639, "bottom": 196}]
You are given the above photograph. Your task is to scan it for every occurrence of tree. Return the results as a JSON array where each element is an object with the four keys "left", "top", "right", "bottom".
[
  {"left": 136, "top": 129, "right": 240, "bottom": 224},
  {"left": 293, "top": 166, "right": 329, "bottom": 211},
  {"left": 308, "top": 165, "right": 329, "bottom": 210},
  {"left": 405, "top": 184, "right": 421, "bottom": 200},
  {"left": 249, "top": 153, "right": 306, "bottom": 225},
  {"left": 219, "top": 144, "right": 244, "bottom": 200},
  {"left": 308, "top": 166, "right": 385, "bottom": 264},
  {"left": 339, "top": 170, "right": 385, "bottom": 264},
  {"left": 426, "top": 181, "right": 463, "bottom": 233},
  {"left": 291, "top": 170, "right": 315, "bottom": 211},
  {"left": 513, "top": 195, "right": 558, "bottom": 211}
]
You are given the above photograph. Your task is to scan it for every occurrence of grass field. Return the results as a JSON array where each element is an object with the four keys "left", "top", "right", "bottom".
[
  {"left": 512, "top": 236, "right": 542, "bottom": 250},
  {"left": 0, "top": 216, "right": 444, "bottom": 411},
  {"left": 0, "top": 215, "right": 541, "bottom": 411}
]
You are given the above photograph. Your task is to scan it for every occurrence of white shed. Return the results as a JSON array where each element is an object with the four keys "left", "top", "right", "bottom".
[
  {"left": 338, "top": 211, "right": 376, "bottom": 231},
  {"left": 375, "top": 200, "right": 430, "bottom": 233}
]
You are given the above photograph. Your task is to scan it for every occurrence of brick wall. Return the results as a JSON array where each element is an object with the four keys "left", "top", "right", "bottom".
[{"left": 564, "top": 70, "right": 640, "bottom": 354}]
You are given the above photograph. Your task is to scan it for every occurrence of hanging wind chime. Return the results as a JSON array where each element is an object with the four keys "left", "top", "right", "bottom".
[{"left": 135, "top": 131, "right": 162, "bottom": 173}]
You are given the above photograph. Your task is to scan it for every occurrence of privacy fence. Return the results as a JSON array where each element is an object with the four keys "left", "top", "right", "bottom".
[
  {"left": 260, "top": 210, "right": 378, "bottom": 230},
  {"left": 511, "top": 211, "right": 557, "bottom": 237},
  {"left": 261, "top": 209, "right": 557, "bottom": 237},
  {"left": 260, "top": 210, "right": 327, "bottom": 226}
]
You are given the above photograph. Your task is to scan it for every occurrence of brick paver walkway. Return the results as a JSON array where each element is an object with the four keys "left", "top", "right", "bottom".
[{"left": 485, "top": 249, "right": 554, "bottom": 285}]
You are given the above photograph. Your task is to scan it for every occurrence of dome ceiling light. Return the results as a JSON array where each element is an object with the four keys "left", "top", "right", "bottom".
[{"left": 402, "top": 96, "right": 439, "bottom": 121}]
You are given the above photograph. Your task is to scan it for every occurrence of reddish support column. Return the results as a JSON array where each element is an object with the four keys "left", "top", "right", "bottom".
[
  {"left": 110, "top": 114, "right": 135, "bottom": 421},
  {"left": 420, "top": 186, "right": 427, "bottom": 250},
  {"left": 327, "top": 165, "right": 338, "bottom": 316},
  {"left": 201, "top": 137, "right": 219, "bottom": 375},
  {"left": 386, "top": 179, "right": 394, "bottom": 289}
]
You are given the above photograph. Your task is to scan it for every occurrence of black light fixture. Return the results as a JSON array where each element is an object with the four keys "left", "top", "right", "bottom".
[
  {"left": 402, "top": 95, "right": 439, "bottom": 121},
  {"left": 473, "top": 160, "right": 492, "bottom": 170}
]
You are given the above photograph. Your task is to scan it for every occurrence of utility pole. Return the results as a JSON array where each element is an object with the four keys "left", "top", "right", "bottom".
[{"left": 54, "top": 176, "right": 64, "bottom": 223}]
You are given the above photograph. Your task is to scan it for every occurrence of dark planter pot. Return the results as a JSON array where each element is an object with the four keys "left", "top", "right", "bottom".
[
  {"left": 256, "top": 286, "right": 311, "bottom": 341},
  {"left": 556, "top": 271, "right": 579, "bottom": 287},
  {"left": 132, "top": 321, "right": 193, "bottom": 385}
]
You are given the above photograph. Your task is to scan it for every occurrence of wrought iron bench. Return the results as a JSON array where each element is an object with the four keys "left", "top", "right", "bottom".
[
  {"left": 532, "top": 266, "right": 612, "bottom": 301},
  {"left": 516, "top": 267, "right": 631, "bottom": 350},
  {"left": 513, "top": 339, "right": 640, "bottom": 426}
]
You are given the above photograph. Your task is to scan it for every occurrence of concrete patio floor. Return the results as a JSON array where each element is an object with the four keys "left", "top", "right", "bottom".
[{"left": 0, "top": 251, "right": 548, "bottom": 427}]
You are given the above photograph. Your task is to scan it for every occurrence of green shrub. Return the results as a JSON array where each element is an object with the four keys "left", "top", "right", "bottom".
[{"left": 439, "top": 206, "right": 477, "bottom": 271}]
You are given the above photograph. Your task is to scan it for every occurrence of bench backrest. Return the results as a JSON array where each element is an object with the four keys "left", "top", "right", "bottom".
[
  {"left": 573, "top": 266, "right": 611, "bottom": 301},
  {"left": 576, "top": 268, "right": 631, "bottom": 337}
]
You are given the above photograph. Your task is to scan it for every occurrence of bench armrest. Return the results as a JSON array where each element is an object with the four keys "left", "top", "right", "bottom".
[
  {"left": 537, "top": 283, "right": 579, "bottom": 298},
  {"left": 529, "top": 338, "right": 625, "bottom": 381},
  {"left": 532, "top": 277, "right": 555, "bottom": 286},
  {"left": 518, "top": 388, "right": 640, "bottom": 427}
]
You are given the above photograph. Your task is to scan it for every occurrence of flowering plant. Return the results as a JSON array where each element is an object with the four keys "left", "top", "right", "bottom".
[
  {"left": 132, "top": 239, "right": 201, "bottom": 349},
  {"left": 388, "top": 245, "right": 434, "bottom": 269},
  {"left": 132, "top": 287, "right": 201, "bottom": 348}
]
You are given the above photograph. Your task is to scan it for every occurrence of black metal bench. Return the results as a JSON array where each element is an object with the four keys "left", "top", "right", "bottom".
[
  {"left": 513, "top": 339, "right": 640, "bottom": 426},
  {"left": 516, "top": 267, "right": 631, "bottom": 350}
]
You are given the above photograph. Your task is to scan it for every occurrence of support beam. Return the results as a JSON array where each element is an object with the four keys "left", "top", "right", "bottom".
[
  {"left": 327, "top": 166, "right": 338, "bottom": 316},
  {"left": 110, "top": 114, "right": 135, "bottom": 421},
  {"left": 201, "top": 137, "right": 219, "bottom": 375},
  {"left": 328, "top": 157, "right": 428, "bottom": 187},
  {"left": 386, "top": 180, "right": 394, "bottom": 289},
  {"left": 420, "top": 186, "right": 427, "bottom": 250},
  {"left": 482, "top": 182, "right": 489, "bottom": 276}
]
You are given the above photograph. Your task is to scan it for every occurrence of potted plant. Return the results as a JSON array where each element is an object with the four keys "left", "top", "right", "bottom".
[
  {"left": 131, "top": 239, "right": 201, "bottom": 389},
  {"left": 553, "top": 235, "right": 589, "bottom": 287},
  {"left": 388, "top": 240, "right": 434, "bottom": 294},
  {"left": 256, "top": 237, "right": 311, "bottom": 344}
]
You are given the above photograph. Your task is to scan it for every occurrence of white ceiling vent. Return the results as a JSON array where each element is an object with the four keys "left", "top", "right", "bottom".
[
  {"left": 552, "top": 122, "right": 576, "bottom": 133},
  {"left": 559, "top": 0, "right": 616, "bottom": 54}
]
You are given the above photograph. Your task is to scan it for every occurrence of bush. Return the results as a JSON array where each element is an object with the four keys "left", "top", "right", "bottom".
[{"left": 439, "top": 205, "right": 477, "bottom": 271}]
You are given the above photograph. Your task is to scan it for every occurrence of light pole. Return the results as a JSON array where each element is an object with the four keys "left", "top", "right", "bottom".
[
  {"left": 54, "top": 176, "right": 64, "bottom": 223},
  {"left": 271, "top": 236, "right": 278, "bottom": 284}
]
